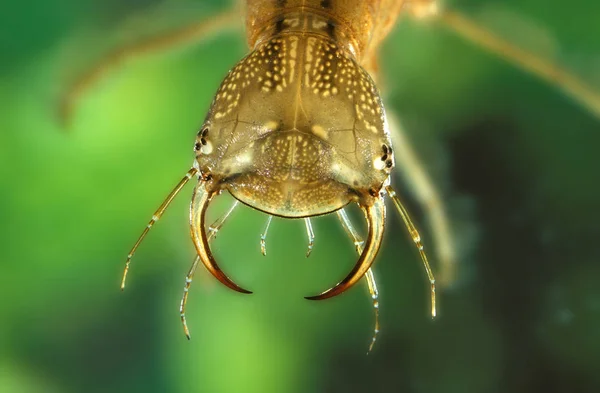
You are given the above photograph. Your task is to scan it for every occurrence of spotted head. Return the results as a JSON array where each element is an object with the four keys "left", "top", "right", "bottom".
[
  {"left": 186, "top": 32, "right": 400, "bottom": 301},
  {"left": 195, "top": 35, "right": 394, "bottom": 216}
]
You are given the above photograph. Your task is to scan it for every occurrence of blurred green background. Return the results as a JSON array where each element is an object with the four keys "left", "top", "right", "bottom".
[{"left": 1, "top": 0, "right": 600, "bottom": 392}]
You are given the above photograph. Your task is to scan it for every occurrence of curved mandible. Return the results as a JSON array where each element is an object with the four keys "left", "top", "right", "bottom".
[
  {"left": 305, "top": 196, "right": 386, "bottom": 300},
  {"left": 190, "top": 182, "right": 253, "bottom": 294}
]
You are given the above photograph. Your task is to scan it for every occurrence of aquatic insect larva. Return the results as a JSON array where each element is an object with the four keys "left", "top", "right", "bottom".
[
  {"left": 119, "top": 1, "right": 436, "bottom": 353},
  {"left": 62, "top": 0, "right": 600, "bottom": 352}
]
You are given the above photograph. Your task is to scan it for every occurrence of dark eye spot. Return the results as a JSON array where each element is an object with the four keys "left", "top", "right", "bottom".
[
  {"left": 198, "top": 127, "right": 209, "bottom": 145},
  {"left": 381, "top": 144, "right": 390, "bottom": 160},
  {"left": 385, "top": 160, "right": 393, "bottom": 168},
  {"left": 194, "top": 142, "right": 201, "bottom": 151}
]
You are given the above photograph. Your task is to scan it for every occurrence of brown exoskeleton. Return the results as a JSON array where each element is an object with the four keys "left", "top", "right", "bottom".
[{"left": 62, "top": 0, "right": 600, "bottom": 352}]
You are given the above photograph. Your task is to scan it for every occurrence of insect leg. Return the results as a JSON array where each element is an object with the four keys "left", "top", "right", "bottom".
[
  {"left": 207, "top": 201, "right": 239, "bottom": 242},
  {"left": 403, "top": 0, "right": 439, "bottom": 19},
  {"left": 364, "top": 269, "right": 380, "bottom": 354},
  {"left": 260, "top": 215, "right": 273, "bottom": 256},
  {"left": 190, "top": 182, "right": 252, "bottom": 294},
  {"left": 60, "top": 8, "right": 240, "bottom": 126},
  {"left": 180, "top": 200, "right": 240, "bottom": 338},
  {"left": 438, "top": 10, "right": 600, "bottom": 119},
  {"left": 336, "top": 209, "right": 380, "bottom": 354},
  {"left": 121, "top": 167, "right": 197, "bottom": 290},
  {"left": 306, "top": 197, "right": 385, "bottom": 301},
  {"left": 386, "top": 185, "right": 436, "bottom": 319},
  {"left": 304, "top": 218, "right": 315, "bottom": 257},
  {"left": 387, "top": 114, "right": 456, "bottom": 287},
  {"left": 180, "top": 255, "right": 199, "bottom": 340},
  {"left": 336, "top": 209, "right": 365, "bottom": 254}
]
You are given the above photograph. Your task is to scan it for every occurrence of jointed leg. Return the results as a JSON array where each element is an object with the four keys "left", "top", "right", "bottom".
[
  {"left": 180, "top": 200, "right": 239, "bottom": 339},
  {"left": 403, "top": 0, "right": 439, "bottom": 19},
  {"left": 337, "top": 209, "right": 365, "bottom": 255},
  {"left": 121, "top": 167, "right": 197, "bottom": 290},
  {"left": 403, "top": 2, "right": 600, "bottom": 118},
  {"left": 180, "top": 255, "right": 200, "bottom": 339},
  {"left": 260, "top": 215, "right": 273, "bottom": 256},
  {"left": 60, "top": 8, "right": 240, "bottom": 126},
  {"left": 437, "top": 9, "right": 600, "bottom": 119},
  {"left": 304, "top": 218, "right": 315, "bottom": 257},
  {"left": 386, "top": 185, "right": 436, "bottom": 318},
  {"left": 207, "top": 201, "right": 239, "bottom": 241},
  {"left": 364, "top": 269, "right": 380, "bottom": 354},
  {"left": 336, "top": 209, "right": 380, "bottom": 354},
  {"left": 387, "top": 114, "right": 455, "bottom": 287}
]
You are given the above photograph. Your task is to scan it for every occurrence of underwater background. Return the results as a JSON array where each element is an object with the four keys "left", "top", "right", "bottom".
[{"left": 1, "top": 0, "right": 599, "bottom": 392}]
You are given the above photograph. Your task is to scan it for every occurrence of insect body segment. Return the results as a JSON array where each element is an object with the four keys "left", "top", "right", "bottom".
[{"left": 196, "top": 36, "right": 392, "bottom": 216}]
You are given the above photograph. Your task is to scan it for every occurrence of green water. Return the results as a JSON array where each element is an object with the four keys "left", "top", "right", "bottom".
[{"left": 1, "top": 1, "right": 599, "bottom": 392}]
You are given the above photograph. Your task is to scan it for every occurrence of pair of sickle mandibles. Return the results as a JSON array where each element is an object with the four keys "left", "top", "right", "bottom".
[
  {"left": 189, "top": 173, "right": 386, "bottom": 301},
  {"left": 120, "top": 163, "right": 435, "bottom": 305}
]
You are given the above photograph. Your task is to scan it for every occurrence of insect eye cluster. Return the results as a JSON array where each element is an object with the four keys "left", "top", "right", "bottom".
[
  {"left": 194, "top": 127, "right": 209, "bottom": 152},
  {"left": 381, "top": 144, "right": 394, "bottom": 169}
]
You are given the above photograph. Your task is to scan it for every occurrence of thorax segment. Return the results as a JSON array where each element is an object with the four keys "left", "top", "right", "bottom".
[{"left": 245, "top": 0, "right": 394, "bottom": 62}]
